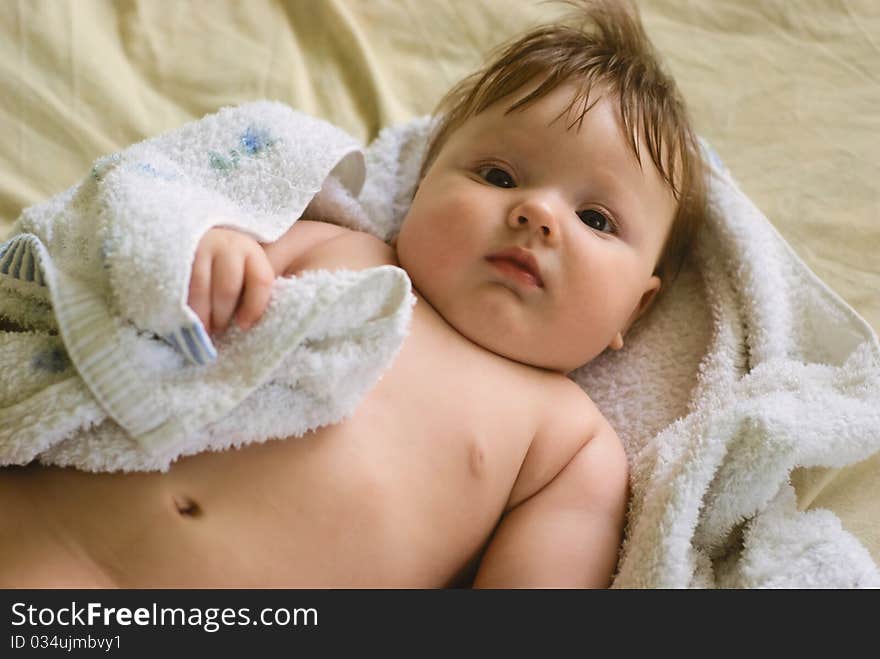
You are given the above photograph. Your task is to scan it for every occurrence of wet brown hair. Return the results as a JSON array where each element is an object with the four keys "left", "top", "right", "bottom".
[{"left": 419, "top": 0, "right": 706, "bottom": 286}]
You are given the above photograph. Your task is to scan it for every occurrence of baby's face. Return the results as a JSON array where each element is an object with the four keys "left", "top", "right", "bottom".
[{"left": 395, "top": 81, "right": 677, "bottom": 373}]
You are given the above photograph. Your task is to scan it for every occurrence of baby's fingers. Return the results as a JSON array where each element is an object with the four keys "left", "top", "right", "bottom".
[
  {"left": 188, "top": 253, "right": 213, "bottom": 332},
  {"left": 235, "top": 253, "right": 276, "bottom": 330},
  {"left": 211, "top": 252, "right": 245, "bottom": 334}
]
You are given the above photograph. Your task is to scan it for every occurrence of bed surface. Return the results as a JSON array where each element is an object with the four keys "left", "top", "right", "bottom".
[{"left": 1, "top": 0, "right": 877, "bottom": 566}]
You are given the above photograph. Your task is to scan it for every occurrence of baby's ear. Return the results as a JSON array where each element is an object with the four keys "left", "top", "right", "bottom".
[
  {"left": 633, "top": 276, "right": 662, "bottom": 321},
  {"left": 610, "top": 278, "right": 661, "bottom": 352},
  {"left": 621, "top": 275, "right": 662, "bottom": 335}
]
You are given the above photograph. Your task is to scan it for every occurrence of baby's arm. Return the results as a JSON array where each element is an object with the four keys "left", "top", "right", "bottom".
[
  {"left": 473, "top": 426, "right": 629, "bottom": 588},
  {"left": 261, "top": 220, "right": 349, "bottom": 277}
]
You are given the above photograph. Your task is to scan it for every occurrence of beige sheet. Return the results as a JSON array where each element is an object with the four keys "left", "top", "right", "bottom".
[{"left": 1, "top": 0, "right": 877, "bottom": 567}]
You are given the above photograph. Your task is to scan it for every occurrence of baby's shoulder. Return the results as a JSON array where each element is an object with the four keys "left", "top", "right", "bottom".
[
  {"left": 506, "top": 375, "right": 621, "bottom": 508},
  {"left": 531, "top": 373, "right": 605, "bottom": 430},
  {"left": 288, "top": 221, "right": 397, "bottom": 274}
]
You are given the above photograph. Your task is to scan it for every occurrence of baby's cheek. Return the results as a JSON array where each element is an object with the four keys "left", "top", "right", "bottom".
[
  {"left": 547, "top": 292, "right": 619, "bottom": 357},
  {"left": 409, "top": 208, "right": 478, "bottom": 277},
  {"left": 397, "top": 237, "right": 457, "bottom": 314}
]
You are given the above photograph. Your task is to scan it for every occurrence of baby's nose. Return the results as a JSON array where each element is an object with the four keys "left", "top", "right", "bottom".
[
  {"left": 508, "top": 198, "right": 560, "bottom": 241},
  {"left": 516, "top": 215, "right": 551, "bottom": 237}
]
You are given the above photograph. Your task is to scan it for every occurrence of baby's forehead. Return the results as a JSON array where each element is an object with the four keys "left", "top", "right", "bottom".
[
  {"left": 529, "top": 82, "right": 681, "bottom": 199},
  {"left": 465, "top": 84, "right": 642, "bottom": 161},
  {"left": 460, "top": 80, "right": 628, "bottom": 144}
]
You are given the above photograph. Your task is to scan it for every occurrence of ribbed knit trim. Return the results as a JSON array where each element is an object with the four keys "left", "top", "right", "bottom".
[
  {"left": 6, "top": 234, "right": 170, "bottom": 445},
  {"left": 165, "top": 323, "right": 216, "bottom": 365}
]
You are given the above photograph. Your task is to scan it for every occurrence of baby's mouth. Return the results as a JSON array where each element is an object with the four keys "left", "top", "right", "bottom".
[{"left": 485, "top": 248, "right": 544, "bottom": 288}]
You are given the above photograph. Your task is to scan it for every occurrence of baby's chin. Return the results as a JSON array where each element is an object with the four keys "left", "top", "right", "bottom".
[
  {"left": 406, "top": 267, "right": 602, "bottom": 373},
  {"left": 430, "top": 299, "right": 589, "bottom": 374}
]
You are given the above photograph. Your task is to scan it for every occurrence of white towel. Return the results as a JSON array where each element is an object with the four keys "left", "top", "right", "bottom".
[
  {"left": 357, "top": 121, "right": 880, "bottom": 588},
  {"left": 0, "top": 101, "right": 414, "bottom": 471}
]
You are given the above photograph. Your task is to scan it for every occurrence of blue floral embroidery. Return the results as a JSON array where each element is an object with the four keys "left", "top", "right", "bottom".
[
  {"left": 240, "top": 125, "right": 275, "bottom": 155},
  {"left": 135, "top": 162, "right": 176, "bottom": 181},
  {"left": 209, "top": 150, "right": 233, "bottom": 172},
  {"left": 209, "top": 148, "right": 242, "bottom": 173},
  {"left": 209, "top": 125, "right": 276, "bottom": 174}
]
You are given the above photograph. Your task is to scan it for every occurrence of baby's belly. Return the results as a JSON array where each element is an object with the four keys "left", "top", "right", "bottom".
[
  {"left": 0, "top": 230, "right": 544, "bottom": 588},
  {"left": 0, "top": 381, "right": 525, "bottom": 587}
]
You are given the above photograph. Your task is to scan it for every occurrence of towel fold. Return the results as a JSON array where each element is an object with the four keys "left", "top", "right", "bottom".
[
  {"left": 0, "top": 101, "right": 414, "bottom": 471},
  {"left": 1, "top": 265, "right": 413, "bottom": 472}
]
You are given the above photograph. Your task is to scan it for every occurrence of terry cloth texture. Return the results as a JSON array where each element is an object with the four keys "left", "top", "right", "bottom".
[
  {"left": 356, "top": 120, "right": 880, "bottom": 589},
  {"left": 0, "top": 101, "right": 414, "bottom": 471}
]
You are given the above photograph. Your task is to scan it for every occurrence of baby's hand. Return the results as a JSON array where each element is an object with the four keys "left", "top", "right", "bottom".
[{"left": 188, "top": 228, "right": 276, "bottom": 334}]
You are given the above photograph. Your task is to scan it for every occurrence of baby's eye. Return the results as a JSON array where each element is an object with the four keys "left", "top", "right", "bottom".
[
  {"left": 479, "top": 166, "right": 516, "bottom": 189},
  {"left": 577, "top": 209, "right": 615, "bottom": 233}
]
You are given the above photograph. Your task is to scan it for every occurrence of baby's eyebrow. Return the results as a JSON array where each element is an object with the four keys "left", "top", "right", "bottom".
[
  {"left": 581, "top": 169, "right": 628, "bottom": 201},
  {"left": 579, "top": 174, "right": 645, "bottom": 225}
]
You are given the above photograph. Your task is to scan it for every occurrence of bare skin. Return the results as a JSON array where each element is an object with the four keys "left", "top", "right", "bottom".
[
  {"left": 0, "top": 226, "right": 625, "bottom": 588},
  {"left": 0, "top": 81, "right": 676, "bottom": 588}
]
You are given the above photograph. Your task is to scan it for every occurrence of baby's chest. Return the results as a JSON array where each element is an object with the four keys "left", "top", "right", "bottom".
[{"left": 366, "top": 302, "right": 546, "bottom": 483}]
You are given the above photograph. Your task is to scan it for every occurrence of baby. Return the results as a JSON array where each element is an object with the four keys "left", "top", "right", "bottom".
[{"left": 0, "top": 1, "right": 704, "bottom": 588}]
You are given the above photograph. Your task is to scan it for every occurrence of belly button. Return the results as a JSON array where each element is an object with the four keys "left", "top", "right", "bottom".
[{"left": 172, "top": 495, "right": 203, "bottom": 518}]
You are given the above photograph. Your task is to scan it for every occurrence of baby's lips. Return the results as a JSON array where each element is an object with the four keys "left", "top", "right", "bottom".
[{"left": 485, "top": 246, "right": 545, "bottom": 287}]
